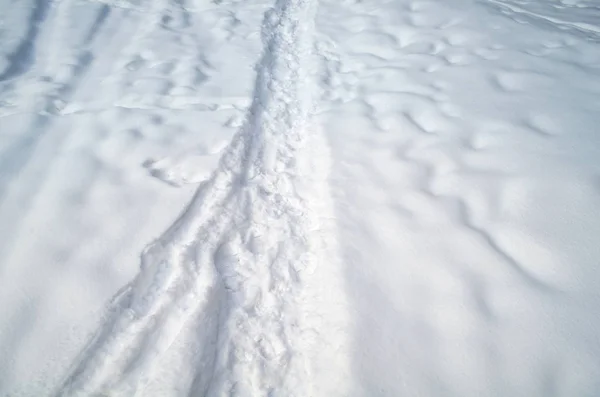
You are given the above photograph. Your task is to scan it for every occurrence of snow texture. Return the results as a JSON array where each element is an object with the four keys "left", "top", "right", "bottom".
[{"left": 0, "top": 0, "right": 599, "bottom": 395}]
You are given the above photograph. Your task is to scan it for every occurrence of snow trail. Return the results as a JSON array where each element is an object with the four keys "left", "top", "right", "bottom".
[
  {"left": 0, "top": 0, "right": 51, "bottom": 81},
  {"left": 56, "top": 0, "right": 328, "bottom": 395}
]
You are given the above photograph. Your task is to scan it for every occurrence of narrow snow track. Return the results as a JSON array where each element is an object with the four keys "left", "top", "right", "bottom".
[{"left": 55, "top": 0, "right": 333, "bottom": 395}]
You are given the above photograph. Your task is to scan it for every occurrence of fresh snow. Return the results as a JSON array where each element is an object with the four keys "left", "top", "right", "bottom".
[{"left": 0, "top": 0, "right": 599, "bottom": 396}]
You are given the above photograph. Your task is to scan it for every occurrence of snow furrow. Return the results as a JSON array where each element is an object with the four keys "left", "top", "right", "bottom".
[
  {"left": 56, "top": 0, "right": 325, "bottom": 394},
  {"left": 485, "top": 0, "right": 600, "bottom": 40},
  {"left": 0, "top": 0, "right": 51, "bottom": 82}
]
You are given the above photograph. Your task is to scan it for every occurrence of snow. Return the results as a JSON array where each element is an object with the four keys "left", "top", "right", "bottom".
[{"left": 0, "top": 0, "right": 599, "bottom": 395}]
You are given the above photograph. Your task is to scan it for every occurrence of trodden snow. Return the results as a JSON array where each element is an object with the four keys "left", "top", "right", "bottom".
[{"left": 0, "top": 0, "right": 599, "bottom": 396}]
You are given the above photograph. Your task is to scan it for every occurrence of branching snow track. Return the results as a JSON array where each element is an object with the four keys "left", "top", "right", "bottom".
[
  {"left": 55, "top": 0, "right": 330, "bottom": 395},
  {"left": 3, "top": 0, "right": 600, "bottom": 395}
]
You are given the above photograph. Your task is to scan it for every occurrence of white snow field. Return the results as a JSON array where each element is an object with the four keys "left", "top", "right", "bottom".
[{"left": 1, "top": 0, "right": 599, "bottom": 395}]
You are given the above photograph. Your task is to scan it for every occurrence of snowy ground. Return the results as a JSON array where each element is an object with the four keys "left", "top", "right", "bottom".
[{"left": 1, "top": 0, "right": 599, "bottom": 395}]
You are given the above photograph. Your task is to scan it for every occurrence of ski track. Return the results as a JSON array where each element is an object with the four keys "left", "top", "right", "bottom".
[
  {"left": 485, "top": 0, "right": 600, "bottom": 40},
  {"left": 0, "top": 0, "right": 165, "bottom": 288},
  {"left": 56, "top": 0, "right": 327, "bottom": 395},
  {"left": 0, "top": 0, "right": 51, "bottom": 82}
]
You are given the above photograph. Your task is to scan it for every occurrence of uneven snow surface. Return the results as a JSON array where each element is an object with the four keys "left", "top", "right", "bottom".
[{"left": 1, "top": 0, "right": 599, "bottom": 395}]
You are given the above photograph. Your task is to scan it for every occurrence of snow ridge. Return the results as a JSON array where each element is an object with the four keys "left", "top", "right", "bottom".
[{"left": 56, "top": 0, "right": 323, "bottom": 395}]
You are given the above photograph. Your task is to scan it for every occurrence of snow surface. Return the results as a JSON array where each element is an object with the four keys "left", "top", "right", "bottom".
[{"left": 0, "top": 0, "right": 599, "bottom": 395}]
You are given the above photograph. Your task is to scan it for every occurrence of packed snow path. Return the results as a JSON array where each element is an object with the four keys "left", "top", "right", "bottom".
[
  {"left": 52, "top": 0, "right": 347, "bottom": 395},
  {"left": 1, "top": 0, "right": 600, "bottom": 396}
]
